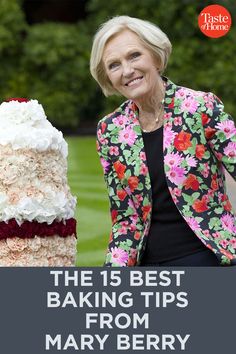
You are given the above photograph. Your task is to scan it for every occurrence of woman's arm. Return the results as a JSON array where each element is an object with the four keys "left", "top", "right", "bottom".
[
  {"left": 203, "top": 92, "right": 236, "bottom": 180},
  {"left": 96, "top": 120, "right": 143, "bottom": 267}
]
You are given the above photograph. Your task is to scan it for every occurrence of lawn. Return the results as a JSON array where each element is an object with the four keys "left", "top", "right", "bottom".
[{"left": 66, "top": 136, "right": 110, "bottom": 266}]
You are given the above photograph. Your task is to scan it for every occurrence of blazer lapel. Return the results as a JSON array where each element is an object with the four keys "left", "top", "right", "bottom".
[
  {"left": 111, "top": 100, "right": 152, "bottom": 222},
  {"left": 162, "top": 79, "right": 205, "bottom": 218}
]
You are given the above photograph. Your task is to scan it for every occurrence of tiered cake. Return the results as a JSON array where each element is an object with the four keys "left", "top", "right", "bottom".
[{"left": 0, "top": 98, "right": 77, "bottom": 266}]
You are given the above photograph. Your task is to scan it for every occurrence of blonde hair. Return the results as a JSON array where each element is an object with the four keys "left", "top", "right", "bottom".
[{"left": 90, "top": 15, "right": 172, "bottom": 96}]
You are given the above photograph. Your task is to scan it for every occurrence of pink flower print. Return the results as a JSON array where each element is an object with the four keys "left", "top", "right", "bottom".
[
  {"left": 110, "top": 247, "right": 129, "bottom": 266},
  {"left": 202, "top": 230, "right": 210, "bottom": 237},
  {"left": 166, "top": 166, "right": 186, "bottom": 185},
  {"left": 169, "top": 188, "right": 178, "bottom": 203},
  {"left": 136, "top": 194, "right": 143, "bottom": 203},
  {"left": 132, "top": 116, "right": 139, "bottom": 125},
  {"left": 113, "top": 115, "right": 129, "bottom": 127},
  {"left": 180, "top": 97, "right": 199, "bottom": 114},
  {"left": 128, "top": 198, "right": 139, "bottom": 210},
  {"left": 129, "top": 223, "right": 137, "bottom": 232},
  {"left": 125, "top": 105, "right": 131, "bottom": 115},
  {"left": 98, "top": 134, "right": 108, "bottom": 145},
  {"left": 140, "top": 152, "right": 146, "bottom": 161},
  {"left": 164, "top": 152, "right": 183, "bottom": 167},
  {"left": 172, "top": 195, "right": 178, "bottom": 203},
  {"left": 202, "top": 195, "right": 210, "bottom": 203},
  {"left": 201, "top": 170, "right": 208, "bottom": 178},
  {"left": 205, "top": 101, "right": 214, "bottom": 110},
  {"left": 218, "top": 192, "right": 224, "bottom": 201},
  {"left": 119, "top": 226, "right": 128, "bottom": 234},
  {"left": 176, "top": 88, "right": 188, "bottom": 99},
  {"left": 118, "top": 126, "right": 137, "bottom": 146},
  {"left": 174, "top": 116, "right": 182, "bottom": 126},
  {"left": 97, "top": 129, "right": 102, "bottom": 140},
  {"left": 186, "top": 155, "right": 197, "bottom": 167},
  {"left": 125, "top": 103, "right": 137, "bottom": 117},
  {"left": 212, "top": 232, "right": 221, "bottom": 239},
  {"left": 201, "top": 162, "right": 210, "bottom": 178},
  {"left": 230, "top": 238, "right": 236, "bottom": 248},
  {"left": 128, "top": 198, "right": 136, "bottom": 209},
  {"left": 224, "top": 142, "right": 236, "bottom": 159},
  {"left": 109, "top": 146, "right": 119, "bottom": 156},
  {"left": 193, "top": 91, "right": 204, "bottom": 97},
  {"left": 204, "top": 93, "right": 214, "bottom": 103},
  {"left": 125, "top": 186, "right": 131, "bottom": 195},
  {"left": 166, "top": 121, "right": 172, "bottom": 128},
  {"left": 100, "top": 157, "right": 110, "bottom": 174},
  {"left": 140, "top": 163, "right": 148, "bottom": 175},
  {"left": 219, "top": 239, "right": 229, "bottom": 249},
  {"left": 207, "top": 189, "right": 215, "bottom": 198},
  {"left": 173, "top": 188, "right": 181, "bottom": 197},
  {"left": 120, "top": 220, "right": 129, "bottom": 227},
  {"left": 221, "top": 214, "right": 235, "bottom": 233},
  {"left": 133, "top": 194, "right": 143, "bottom": 209},
  {"left": 130, "top": 248, "right": 137, "bottom": 258},
  {"left": 130, "top": 214, "right": 139, "bottom": 224},
  {"left": 185, "top": 217, "right": 201, "bottom": 231},
  {"left": 125, "top": 104, "right": 139, "bottom": 125},
  {"left": 214, "top": 151, "right": 223, "bottom": 161},
  {"left": 216, "top": 120, "right": 236, "bottom": 139},
  {"left": 164, "top": 126, "right": 177, "bottom": 149},
  {"left": 218, "top": 178, "right": 223, "bottom": 188},
  {"left": 164, "top": 112, "right": 172, "bottom": 120}
]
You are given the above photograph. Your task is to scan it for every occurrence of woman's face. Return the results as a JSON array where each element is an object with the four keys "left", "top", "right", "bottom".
[{"left": 103, "top": 30, "right": 160, "bottom": 101}]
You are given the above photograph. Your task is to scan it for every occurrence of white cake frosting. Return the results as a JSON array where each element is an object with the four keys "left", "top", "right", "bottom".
[
  {"left": 0, "top": 100, "right": 68, "bottom": 158},
  {"left": 0, "top": 191, "right": 76, "bottom": 224}
]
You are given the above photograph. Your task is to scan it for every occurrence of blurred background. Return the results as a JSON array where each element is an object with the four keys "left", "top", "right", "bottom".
[{"left": 0, "top": 0, "right": 235, "bottom": 265}]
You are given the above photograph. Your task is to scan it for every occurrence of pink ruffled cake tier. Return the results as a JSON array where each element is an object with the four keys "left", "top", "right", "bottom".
[{"left": 0, "top": 218, "right": 77, "bottom": 266}]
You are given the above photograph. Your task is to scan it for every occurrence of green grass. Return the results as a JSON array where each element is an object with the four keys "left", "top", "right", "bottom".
[{"left": 66, "top": 136, "right": 110, "bottom": 266}]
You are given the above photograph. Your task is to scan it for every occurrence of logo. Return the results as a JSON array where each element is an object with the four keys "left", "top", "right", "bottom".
[{"left": 198, "top": 4, "right": 232, "bottom": 38}]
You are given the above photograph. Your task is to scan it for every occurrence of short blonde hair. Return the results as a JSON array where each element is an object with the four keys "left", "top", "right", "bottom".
[{"left": 90, "top": 15, "right": 172, "bottom": 97}]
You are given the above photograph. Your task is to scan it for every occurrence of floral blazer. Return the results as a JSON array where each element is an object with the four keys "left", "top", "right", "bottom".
[{"left": 96, "top": 77, "right": 236, "bottom": 266}]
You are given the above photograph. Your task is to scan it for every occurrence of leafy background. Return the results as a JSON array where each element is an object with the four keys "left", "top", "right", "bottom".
[
  {"left": 0, "top": 0, "right": 235, "bottom": 129},
  {"left": 0, "top": 0, "right": 235, "bottom": 265}
]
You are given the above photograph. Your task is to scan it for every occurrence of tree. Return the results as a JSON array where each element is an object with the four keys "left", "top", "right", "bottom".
[{"left": 85, "top": 0, "right": 236, "bottom": 116}]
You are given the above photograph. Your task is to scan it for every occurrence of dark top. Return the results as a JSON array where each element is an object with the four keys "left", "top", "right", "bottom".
[{"left": 140, "top": 126, "right": 206, "bottom": 265}]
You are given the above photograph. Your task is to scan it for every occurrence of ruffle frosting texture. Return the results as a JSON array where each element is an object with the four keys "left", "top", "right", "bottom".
[
  {"left": 0, "top": 235, "right": 77, "bottom": 266},
  {"left": 0, "top": 99, "right": 77, "bottom": 266},
  {"left": 0, "top": 100, "right": 68, "bottom": 157},
  {"left": 0, "top": 146, "right": 76, "bottom": 224}
]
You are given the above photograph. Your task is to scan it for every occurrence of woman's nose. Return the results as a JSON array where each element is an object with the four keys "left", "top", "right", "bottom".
[{"left": 122, "top": 62, "right": 134, "bottom": 77}]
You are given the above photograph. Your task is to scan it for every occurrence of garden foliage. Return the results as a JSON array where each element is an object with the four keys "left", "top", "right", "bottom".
[{"left": 0, "top": 0, "right": 235, "bottom": 129}]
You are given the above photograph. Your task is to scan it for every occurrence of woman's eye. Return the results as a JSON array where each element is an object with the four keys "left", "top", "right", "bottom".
[
  {"left": 109, "top": 62, "right": 119, "bottom": 70},
  {"left": 131, "top": 52, "right": 141, "bottom": 59}
]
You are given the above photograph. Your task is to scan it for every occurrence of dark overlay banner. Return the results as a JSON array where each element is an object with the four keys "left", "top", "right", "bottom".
[{"left": 0, "top": 268, "right": 235, "bottom": 353}]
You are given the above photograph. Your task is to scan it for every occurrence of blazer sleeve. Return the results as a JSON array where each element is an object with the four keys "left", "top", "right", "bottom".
[
  {"left": 203, "top": 92, "right": 236, "bottom": 180},
  {"left": 96, "top": 120, "right": 142, "bottom": 267}
]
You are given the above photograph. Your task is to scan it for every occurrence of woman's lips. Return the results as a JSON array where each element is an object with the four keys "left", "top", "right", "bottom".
[{"left": 125, "top": 76, "right": 143, "bottom": 87}]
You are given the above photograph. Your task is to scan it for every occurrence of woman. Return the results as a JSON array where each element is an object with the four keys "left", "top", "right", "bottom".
[{"left": 90, "top": 16, "right": 236, "bottom": 267}]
